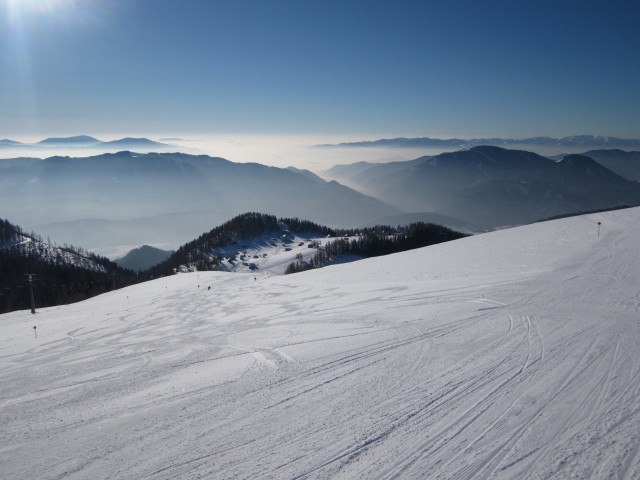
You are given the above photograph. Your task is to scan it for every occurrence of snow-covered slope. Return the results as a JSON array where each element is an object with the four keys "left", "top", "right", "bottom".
[
  {"left": 200, "top": 229, "right": 330, "bottom": 275},
  {"left": 2, "top": 207, "right": 640, "bottom": 479}
]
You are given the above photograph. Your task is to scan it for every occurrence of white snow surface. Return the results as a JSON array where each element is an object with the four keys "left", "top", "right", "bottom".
[
  {"left": 193, "top": 230, "right": 333, "bottom": 275},
  {"left": 2, "top": 208, "right": 640, "bottom": 479}
]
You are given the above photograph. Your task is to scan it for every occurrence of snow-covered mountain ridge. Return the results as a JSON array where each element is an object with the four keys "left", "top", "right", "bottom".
[{"left": 2, "top": 207, "right": 640, "bottom": 478}]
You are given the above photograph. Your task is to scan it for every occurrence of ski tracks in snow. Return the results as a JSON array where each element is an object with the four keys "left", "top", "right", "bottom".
[{"left": 4, "top": 209, "right": 640, "bottom": 479}]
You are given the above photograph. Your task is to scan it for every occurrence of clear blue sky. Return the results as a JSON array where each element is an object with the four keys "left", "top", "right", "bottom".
[{"left": 2, "top": 0, "right": 639, "bottom": 139}]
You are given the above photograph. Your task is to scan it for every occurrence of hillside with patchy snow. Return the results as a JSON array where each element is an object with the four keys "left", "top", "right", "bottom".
[
  {"left": 0, "top": 218, "right": 139, "bottom": 314},
  {"left": 0, "top": 229, "right": 108, "bottom": 273},
  {"left": 2, "top": 207, "right": 640, "bottom": 479},
  {"left": 197, "top": 229, "right": 329, "bottom": 275}
]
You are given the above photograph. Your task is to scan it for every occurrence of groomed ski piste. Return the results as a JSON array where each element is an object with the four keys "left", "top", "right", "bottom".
[{"left": 2, "top": 207, "right": 640, "bottom": 479}]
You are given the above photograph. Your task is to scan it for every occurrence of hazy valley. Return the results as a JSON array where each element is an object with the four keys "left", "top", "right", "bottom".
[{"left": 1, "top": 140, "right": 639, "bottom": 256}]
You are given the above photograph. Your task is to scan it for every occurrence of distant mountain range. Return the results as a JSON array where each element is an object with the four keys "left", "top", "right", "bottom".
[
  {"left": 324, "top": 146, "right": 640, "bottom": 229},
  {"left": 35, "top": 135, "right": 103, "bottom": 146},
  {"left": 114, "top": 245, "right": 173, "bottom": 272},
  {"left": 553, "top": 149, "right": 640, "bottom": 182},
  {"left": 2, "top": 145, "right": 639, "bottom": 255},
  {"left": 0, "top": 135, "right": 172, "bottom": 151},
  {"left": 0, "top": 151, "right": 398, "bottom": 254},
  {"left": 317, "top": 135, "right": 640, "bottom": 150},
  {"left": 0, "top": 139, "right": 23, "bottom": 146}
]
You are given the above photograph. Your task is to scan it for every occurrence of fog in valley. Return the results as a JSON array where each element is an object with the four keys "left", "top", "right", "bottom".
[
  {"left": 0, "top": 137, "right": 407, "bottom": 257},
  {"left": 2, "top": 134, "right": 639, "bottom": 259},
  {"left": 1, "top": 133, "right": 600, "bottom": 172},
  {"left": 0, "top": 134, "right": 462, "bottom": 258}
]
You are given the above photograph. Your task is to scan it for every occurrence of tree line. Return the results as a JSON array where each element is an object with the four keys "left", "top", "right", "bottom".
[{"left": 285, "top": 222, "right": 468, "bottom": 274}]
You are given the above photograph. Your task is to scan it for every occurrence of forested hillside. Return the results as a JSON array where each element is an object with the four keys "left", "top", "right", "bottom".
[
  {"left": 0, "top": 219, "right": 138, "bottom": 313},
  {"left": 285, "top": 222, "right": 468, "bottom": 273}
]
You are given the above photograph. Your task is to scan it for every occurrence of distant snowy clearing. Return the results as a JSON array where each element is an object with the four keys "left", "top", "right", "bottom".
[
  {"left": 193, "top": 230, "right": 334, "bottom": 275},
  {"left": 2, "top": 208, "right": 640, "bottom": 479}
]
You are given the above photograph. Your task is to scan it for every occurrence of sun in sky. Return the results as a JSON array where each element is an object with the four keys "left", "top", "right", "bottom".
[
  {"left": 7, "top": 0, "right": 82, "bottom": 24},
  {"left": 4, "top": 0, "right": 108, "bottom": 32},
  {"left": 6, "top": 0, "right": 93, "bottom": 15},
  {"left": 3, "top": 0, "right": 109, "bottom": 134}
]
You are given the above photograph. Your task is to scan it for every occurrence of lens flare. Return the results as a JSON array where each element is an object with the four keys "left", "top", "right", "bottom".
[
  {"left": 8, "top": 0, "right": 78, "bottom": 16},
  {"left": 5, "top": 0, "right": 106, "bottom": 28}
]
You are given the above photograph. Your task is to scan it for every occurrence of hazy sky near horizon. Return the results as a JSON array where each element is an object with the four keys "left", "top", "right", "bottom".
[{"left": 2, "top": 0, "right": 639, "bottom": 141}]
